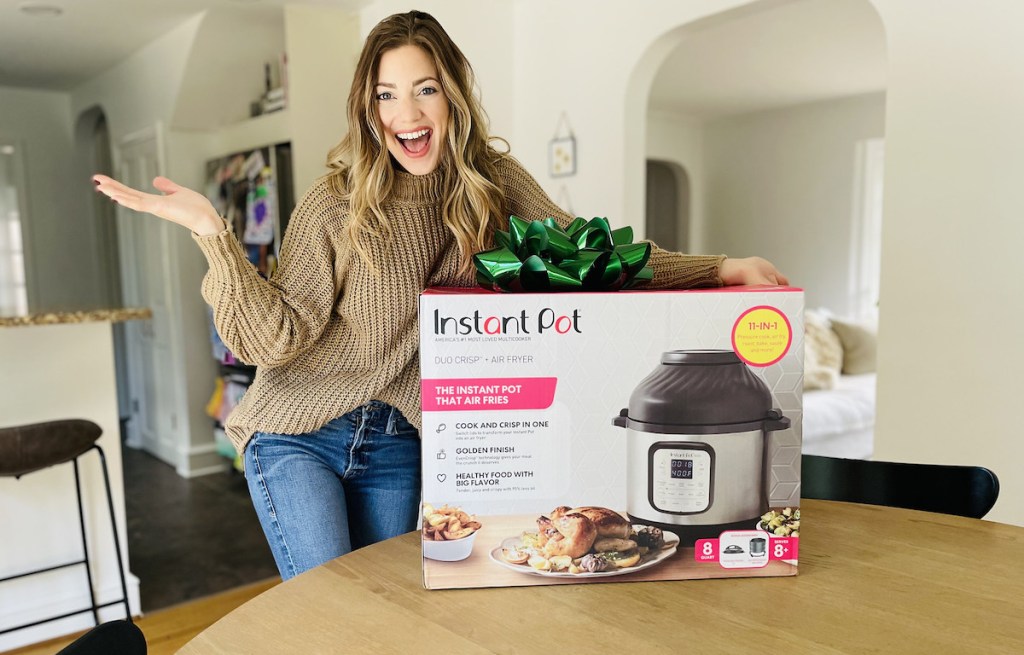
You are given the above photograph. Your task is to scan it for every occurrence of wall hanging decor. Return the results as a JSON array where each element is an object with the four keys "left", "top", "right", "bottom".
[{"left": 548, "top": 112, "right": 576, "bottom": 177}]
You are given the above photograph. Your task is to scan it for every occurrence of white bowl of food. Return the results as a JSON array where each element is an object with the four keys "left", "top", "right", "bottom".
[
  {"left": 421, "top": 503, "right": 481, "bottom": 562},
  {"left": 422, "top": 530, "right": 477, "bottom": 562}
]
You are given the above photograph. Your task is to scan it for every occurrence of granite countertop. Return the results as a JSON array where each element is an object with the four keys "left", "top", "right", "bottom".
[{"left": 0, "top": 307, "right": 152, "bottom": 327}]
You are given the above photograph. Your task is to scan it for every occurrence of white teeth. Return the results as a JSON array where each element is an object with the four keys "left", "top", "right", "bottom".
[{"left": 396, "top": 129, "right": 430, "bottom": 140}]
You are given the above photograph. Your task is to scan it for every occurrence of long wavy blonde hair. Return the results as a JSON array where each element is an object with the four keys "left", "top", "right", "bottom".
[{"left": 325, "top": 10, "right": 505, "bottom": 274}]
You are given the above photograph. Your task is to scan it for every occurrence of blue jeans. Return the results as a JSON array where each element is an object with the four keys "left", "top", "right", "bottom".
[{"left": 244, "top": 401, "right": 421, "bottom": 580}]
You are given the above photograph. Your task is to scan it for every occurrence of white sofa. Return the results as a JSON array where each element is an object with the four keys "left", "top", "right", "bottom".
[
  {"left": 800, "top": 310, "right": 877, "bottom": 459},
  {"left": 803, "top": 372, "right": 875, "bottom": 459}
]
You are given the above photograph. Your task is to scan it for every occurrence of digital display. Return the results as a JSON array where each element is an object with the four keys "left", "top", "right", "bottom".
[{"left": 670, "top": 458, "right": 693, "bottom": 479}]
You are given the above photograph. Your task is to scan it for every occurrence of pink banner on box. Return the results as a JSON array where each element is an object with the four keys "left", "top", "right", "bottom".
[
  {"left": 768, "top": 536, "right": 799, "bottom": 560},
  {"left": 421, "top": 377, "right": 558, "bottom": 411}
]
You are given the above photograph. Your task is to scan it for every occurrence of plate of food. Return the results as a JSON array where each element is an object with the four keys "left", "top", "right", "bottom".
[
  {"left": 489, "top": 505, "right": 679, "bottom": 578},
  {"left": 756, "top": 507, "right": 800, "bottom": 537}
]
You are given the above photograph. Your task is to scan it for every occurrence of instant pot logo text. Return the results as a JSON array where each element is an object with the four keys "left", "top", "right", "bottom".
[{"left": 432, "top": 308, "right": 582, "bottom": 335}]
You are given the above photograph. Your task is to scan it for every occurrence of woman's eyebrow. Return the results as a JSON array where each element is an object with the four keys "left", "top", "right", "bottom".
[{"left": 376, "top": 77, "right": 440, "bottom": 88}]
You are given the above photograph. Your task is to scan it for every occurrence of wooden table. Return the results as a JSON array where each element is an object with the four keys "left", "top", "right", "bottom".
[{"left": 179, "top": 500, "right": 1024, "bottom": 654}]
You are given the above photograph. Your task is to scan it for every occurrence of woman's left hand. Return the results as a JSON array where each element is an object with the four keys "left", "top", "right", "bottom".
[{"left": 719, "top": 256, "right": 789, "bottom": 286}]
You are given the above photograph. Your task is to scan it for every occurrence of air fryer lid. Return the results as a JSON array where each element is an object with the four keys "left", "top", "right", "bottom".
[{"left": 617, "top": 350, "right": 788, "bottom": 432}]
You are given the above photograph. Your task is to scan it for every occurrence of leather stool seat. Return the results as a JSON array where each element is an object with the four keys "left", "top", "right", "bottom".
[
  {"left": 0, "top": 419, "right": 132, "bottom": 637},
  {"left": 0, "top": 419, "right": 102, "bottom": 478}
]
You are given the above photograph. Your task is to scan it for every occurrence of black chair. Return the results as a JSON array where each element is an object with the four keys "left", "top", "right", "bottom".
[
  {"left": 0, "top": 420, "right": 132, "bottom": 636},
  {"left": 801, "top": 454, "right": 1000, "bottom": 519},
  {"left": 56, "top": 619, "right": 146, "bottom": 655}
]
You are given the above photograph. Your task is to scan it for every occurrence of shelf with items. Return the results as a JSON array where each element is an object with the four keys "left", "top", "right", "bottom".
[
  {"left": 205, "top": 142, "right": 295, "bottom": 276},
  {"left": 203, "top": 142, "right": 295, "bottom": 470},
  {"left": 205, "top": 330, "right": 256, "bottom": 473}
]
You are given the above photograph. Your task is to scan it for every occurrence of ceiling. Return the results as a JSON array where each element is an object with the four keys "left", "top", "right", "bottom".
[
  {"left": 0, "top": 0, "right": 366, "bottom": 90},
  {"left": 648, "top": 0, "right": 887, "bottom": 118},
  {"left": 1, "top": 0, "right": 886, "bottom": 117}
]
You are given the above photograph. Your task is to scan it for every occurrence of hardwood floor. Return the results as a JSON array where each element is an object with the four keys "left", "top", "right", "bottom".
[
  {"left": 121, "top": 446, "right": 278, "bottom": 611},
  {"left": 3, "top": 578, "right": 279, "bottom": 655}
]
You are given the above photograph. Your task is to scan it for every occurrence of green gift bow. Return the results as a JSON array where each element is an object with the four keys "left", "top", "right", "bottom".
[{"left": 473, "top": 216, "right": 653, "bottom": 292}]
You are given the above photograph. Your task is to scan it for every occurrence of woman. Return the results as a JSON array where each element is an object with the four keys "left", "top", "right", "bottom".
[{"left": 93, "top": 10, "right": 787, "bottom": 580}]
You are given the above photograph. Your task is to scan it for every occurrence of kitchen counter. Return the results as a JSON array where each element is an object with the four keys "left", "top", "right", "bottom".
[
  {"left": 0, "top": 307, "right": 151, "bottom": 327},
  {"left": 0, "top": 312, "right": 144, "bottom": 650}
]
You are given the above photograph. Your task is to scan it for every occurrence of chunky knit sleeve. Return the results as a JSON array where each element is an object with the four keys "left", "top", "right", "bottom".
[
  {"left": 495, "top": 155, "right": 725, "bottom": 289},
  {"left": 191, "top": 180, "right": 346, "bottom": 368}
]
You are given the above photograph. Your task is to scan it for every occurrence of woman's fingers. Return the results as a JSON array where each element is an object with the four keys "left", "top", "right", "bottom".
[
  {"left": 93, "top": 174, "right": 138, "bottom": 198},
  {"left": 152, "top": 176, "right": 182, "bottom": 194},
  {"left": 93, "top": 174, "right": 175, "bottom": 221},
  {"left": 93, "top": 175, "right": 150, "bottom": 209},
  {"left": 720, "top": 256, "right": 791, "bottom": 287}
]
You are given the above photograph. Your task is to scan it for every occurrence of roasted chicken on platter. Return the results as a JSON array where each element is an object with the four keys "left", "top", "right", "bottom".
[{"left": 501, "top": 505, "right": 670, "bottom": 574}]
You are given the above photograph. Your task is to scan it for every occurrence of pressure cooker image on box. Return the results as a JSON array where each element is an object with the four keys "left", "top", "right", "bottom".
[{"left": 613, "top": 350, "right": 790, "bottom": 545}]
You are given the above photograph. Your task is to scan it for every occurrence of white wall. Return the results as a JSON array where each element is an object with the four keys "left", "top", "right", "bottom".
[
  {"left": 514, "top": 0, "right": 764, "bottom": 230},
  {"left": 646, "top": 110, "right": 706, "bottom": 251},
  {"left": 867, "top": 0, "right": 1024, "bottom": 525},
  {"left": 285, "top": 5, "right": 358, "bottom": 192},
  {"left": 173, "top": 7, "right": 287, "bottom": 132},
  {"left": 702, "top": 92, "right": 886, "bottom": 314},
  {"left": 0, "top": 86, "right": 95, "bottom": 313}
]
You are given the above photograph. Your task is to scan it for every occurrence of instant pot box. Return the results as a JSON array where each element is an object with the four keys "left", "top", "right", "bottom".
[{"left": 418, "top": 286, "right": 803, "bottom": 589}]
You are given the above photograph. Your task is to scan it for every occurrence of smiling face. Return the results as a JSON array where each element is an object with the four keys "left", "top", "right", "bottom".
[{"left": 375, "top": 44, "right": 450, "bottom": 176}]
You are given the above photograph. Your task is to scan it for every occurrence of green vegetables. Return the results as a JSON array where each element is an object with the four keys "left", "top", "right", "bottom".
[{"left": 760, "top": 507, "right": 801, "bottom": 537}]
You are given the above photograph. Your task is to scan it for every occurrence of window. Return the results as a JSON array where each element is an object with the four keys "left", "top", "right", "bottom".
[
  {"left": 0, "top": 142, "right": 29, "bottom": 315},
  {"left": 849, "top": 138, "right": 884, "bottom": 322}
]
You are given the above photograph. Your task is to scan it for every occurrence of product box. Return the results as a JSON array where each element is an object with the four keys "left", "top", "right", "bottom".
[{"left": 419, "top": 286, "right": 803, "bottom": 589}]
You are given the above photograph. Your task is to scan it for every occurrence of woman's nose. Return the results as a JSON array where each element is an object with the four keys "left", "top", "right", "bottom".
[{"left": 397, "top": 95, "right": 422, "bottom": 122}]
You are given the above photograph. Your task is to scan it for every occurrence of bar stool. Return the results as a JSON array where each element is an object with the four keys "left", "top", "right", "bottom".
[{"left": 0, "top": 419, "right": 132, "bottom": 635}]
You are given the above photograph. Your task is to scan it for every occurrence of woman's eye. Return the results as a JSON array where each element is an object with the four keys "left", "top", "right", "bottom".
[
  {"left": 375, "top": 91, "right": 393, "bottom": 101},
  {"left": 419, "top": 86, "right": 438, "bottom": 96}
]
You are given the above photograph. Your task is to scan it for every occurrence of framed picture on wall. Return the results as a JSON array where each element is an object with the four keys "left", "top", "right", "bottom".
[{"left": 549, "top": 135, "right": 576, "bottom": 177}]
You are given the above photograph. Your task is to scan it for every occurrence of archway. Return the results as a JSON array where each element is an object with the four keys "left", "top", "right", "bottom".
[
  {"left": 630, "top": 0, "right": 886, "bottom": 316},
  {"left": 74, "top": 105, "right": 129, "bottom": 420},
  {"left": 627, "top": 0, "right": 887, "bottom": 465}
]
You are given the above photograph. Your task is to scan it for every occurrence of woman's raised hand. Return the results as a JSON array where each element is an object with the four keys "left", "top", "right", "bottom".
[{"left": 92, "top": 175, "right": 225, "bottom": 236}]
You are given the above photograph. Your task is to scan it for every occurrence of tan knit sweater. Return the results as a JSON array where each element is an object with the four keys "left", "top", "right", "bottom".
[{"left": 194, "top": 155, "right": 725, "bottom": 454}]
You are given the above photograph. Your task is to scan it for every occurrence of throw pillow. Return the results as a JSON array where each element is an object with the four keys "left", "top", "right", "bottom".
[
  {"left": 803, "top": 310, "right": 843, "bottom": 390},
  {"left": 830, "top": 317, "right": 878, "bottom": 374}
]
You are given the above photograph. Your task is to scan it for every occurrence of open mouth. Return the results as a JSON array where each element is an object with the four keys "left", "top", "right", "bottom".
[{"left": 396, "top": 128, "right": 432, "bottom": 157}]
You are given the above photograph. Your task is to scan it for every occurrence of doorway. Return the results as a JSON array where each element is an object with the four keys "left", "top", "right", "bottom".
[
  {"left": 75, "top": 108, "right": 130, "bottom": 423},
  {"left": 645, "top": 159, "right": 690, "bottom": 252}
]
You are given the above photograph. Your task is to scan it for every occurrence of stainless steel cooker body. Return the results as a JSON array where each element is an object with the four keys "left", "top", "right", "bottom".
[{"left": 624, "top": 427, "right": 766, "bottom": 527}]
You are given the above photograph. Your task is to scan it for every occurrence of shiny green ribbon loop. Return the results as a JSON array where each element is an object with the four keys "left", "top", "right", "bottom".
[{"left": 473, "top": 215, "right": 653, "bottom": 292}]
